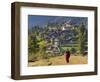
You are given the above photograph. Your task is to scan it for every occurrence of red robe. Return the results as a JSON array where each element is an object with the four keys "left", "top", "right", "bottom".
[{"left": 64, "top": 51, "right": 70, "bottom": 63}]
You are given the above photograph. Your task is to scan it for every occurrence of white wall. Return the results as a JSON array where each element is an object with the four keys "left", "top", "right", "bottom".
[{"left": 0, "top": 0, "right": 100, "bottom": 82}]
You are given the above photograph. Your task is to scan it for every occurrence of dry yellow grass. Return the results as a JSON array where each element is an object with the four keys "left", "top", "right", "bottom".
[{"left": 28, "top": 55, "right": 88, "bottom": 67}]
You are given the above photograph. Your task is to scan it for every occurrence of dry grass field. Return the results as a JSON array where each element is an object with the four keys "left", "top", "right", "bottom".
[{"left": 28, "top": 55, "right": 88, "bottom": 67}]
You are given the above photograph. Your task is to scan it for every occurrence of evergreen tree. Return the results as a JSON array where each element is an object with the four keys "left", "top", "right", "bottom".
[{"left": 77, "top": 23, "right": 87, "bottom": 55}]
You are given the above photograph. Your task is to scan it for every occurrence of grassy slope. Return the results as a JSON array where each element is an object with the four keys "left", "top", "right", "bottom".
[{"left": 28, "top": 55, "right": 88, "bottom": 67}]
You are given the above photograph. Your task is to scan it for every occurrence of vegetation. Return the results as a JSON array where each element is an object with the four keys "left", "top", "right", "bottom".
[{"left": 76, "top": 23, "right": 87, "bottom": 55}]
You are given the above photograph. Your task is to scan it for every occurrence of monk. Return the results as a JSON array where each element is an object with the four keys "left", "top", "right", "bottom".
[{"left": 64, "top": 50, "right": 71, "bottom": 63}]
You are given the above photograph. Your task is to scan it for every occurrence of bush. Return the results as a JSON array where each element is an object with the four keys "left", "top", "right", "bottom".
[
  {"left": 28, "top": 53, "right": 38, "bottom": 62},
  {"left": 70, "top": 48, "right": 76, "bottom": 54},
  {"left": 59, "top": 47, "right": 65, "bottom": 55}
]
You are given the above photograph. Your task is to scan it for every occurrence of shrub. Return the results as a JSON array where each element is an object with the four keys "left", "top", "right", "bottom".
[
  {"left": 70, "top": 47, "right": 77, "bottom": 54},
  {"left": 28, "top": 53, "right": 38, "bottom": 62}
]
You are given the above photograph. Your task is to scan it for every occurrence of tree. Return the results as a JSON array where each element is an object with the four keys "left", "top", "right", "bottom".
[
  {"left": 28, "top": 34, "right": 39, "bottom": 55},
  {"left": 77, "top": 23, "right": 87, "bottom": 55},
  {"left": 38, "top": 38, "right": 47, "bottom": 59}
]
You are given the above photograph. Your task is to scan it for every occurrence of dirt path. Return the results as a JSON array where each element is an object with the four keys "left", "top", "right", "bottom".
[{"left": 28, "top": 55, "right": 88, "bottom": 67}]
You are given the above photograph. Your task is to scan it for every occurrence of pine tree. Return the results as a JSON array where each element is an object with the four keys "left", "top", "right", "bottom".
[{"left": 77, "top": 23, "right": 87, "bottom": 55}]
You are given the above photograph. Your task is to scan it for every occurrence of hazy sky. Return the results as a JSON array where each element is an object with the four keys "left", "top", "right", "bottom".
[{"left": 28, "top": 15, "right": 55, "bottom": 28}]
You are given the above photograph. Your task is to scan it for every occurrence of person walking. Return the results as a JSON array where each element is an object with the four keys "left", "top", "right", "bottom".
[{"left": 64, "top": 50, "right": 71, "bottom": 63}]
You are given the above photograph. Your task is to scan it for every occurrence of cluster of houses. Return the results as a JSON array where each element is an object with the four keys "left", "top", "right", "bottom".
[{"left": 45, "top": 22, "right": 76, "bottom": 55}]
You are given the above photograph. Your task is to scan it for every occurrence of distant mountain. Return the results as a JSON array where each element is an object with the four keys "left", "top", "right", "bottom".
[{"left": 49, "top": 17, "right": 88, "bottom": 28}]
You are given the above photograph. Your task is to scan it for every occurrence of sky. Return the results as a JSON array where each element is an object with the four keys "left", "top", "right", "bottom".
[
  {"left": 28, "top": 15, "right": 55, "bottom": 28},
  {"left": 28, "top": 15, "right": 88, "bottom": 29}
]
